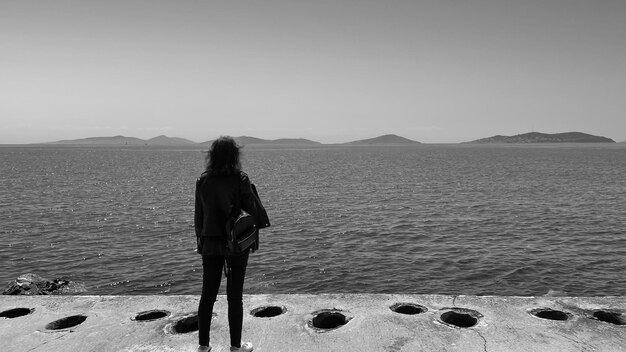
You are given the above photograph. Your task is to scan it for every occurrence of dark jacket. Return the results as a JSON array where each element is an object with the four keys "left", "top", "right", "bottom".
[{"left": 194, "top": 171, "right": 257, "bottom": 256}]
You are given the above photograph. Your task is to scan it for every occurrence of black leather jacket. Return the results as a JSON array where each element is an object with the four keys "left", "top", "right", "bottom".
[{"left": 194, "top": 171, "right": 257, "bottom": 256}]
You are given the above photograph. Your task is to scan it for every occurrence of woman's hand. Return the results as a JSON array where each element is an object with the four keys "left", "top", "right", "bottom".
[{"left": 196, "top": 237, "right": 203, "bottom": 253}]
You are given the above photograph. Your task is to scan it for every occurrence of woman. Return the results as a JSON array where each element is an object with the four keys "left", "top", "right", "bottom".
[{"left": 194, "top": 136, "right": 257, "bottom": 352}]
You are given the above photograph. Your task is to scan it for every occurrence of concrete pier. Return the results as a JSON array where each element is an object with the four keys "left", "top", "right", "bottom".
[{"left": 1, "top": 294, "right": 625, "bottom": 351}]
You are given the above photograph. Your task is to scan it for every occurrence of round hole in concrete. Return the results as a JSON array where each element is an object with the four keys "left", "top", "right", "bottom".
[
  {"left": 0, "top": 308, "right": 34, "bottom": 319},
  {"left": 251, "top": 306, "right": 286, "bottom": 318},
  {"left": 390, "top": 303, "right": 427, "bottom": 315},
  {"left": 45, "top": 315, "right": 87, "bottom": 330},
  {"left": 530, "top": 308, "right": 571, "bottom": 321},
  {"left": 310, "top": 311, "right": 350, "bottom": 330},
  {"left": 593, "top": 311, "right": 625, "bottom": 326},
  {"left": 133, "top": 310, "right": 170, "bottom": 322},
  {"left": 440, "top": 311, "right": 478, "bottom": 328},
  {"left": 172, "top": 315, "right": 199, "bottom": 334}
]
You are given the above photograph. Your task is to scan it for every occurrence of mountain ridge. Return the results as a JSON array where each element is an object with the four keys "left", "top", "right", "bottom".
[
  {"left": 199, "top": 136, "right": 322, "bottom": 146},
  {"left": 344, "top": 134, "right": 421, "bottom": 145},
  {"left": 147, "top": 135, "right": 197, "bottom": 145},
  {"left": 35, "top": 132, "right": 619, "bottom": 146},
  {"left": 45, "top": 134, "right": 419, "bottom": 146},
  {"left": 51, "top": 135, "right": 147, "bottom": 145},
  {"left": 466, "top": 132, "right": 615, "bottom": 144}
]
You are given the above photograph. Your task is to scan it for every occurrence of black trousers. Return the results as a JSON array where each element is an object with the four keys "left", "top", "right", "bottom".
[{"left": 198, "top": 253, "right": 249, "bottom": 347}]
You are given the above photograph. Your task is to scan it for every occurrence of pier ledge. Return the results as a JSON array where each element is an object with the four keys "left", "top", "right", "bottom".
[{"left": 1, "top": 294, "right": 625, "bottom": 351}]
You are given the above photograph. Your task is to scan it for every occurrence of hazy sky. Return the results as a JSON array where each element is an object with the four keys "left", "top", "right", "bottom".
[{"left": 1, "top": 0, "right": 625, "bottom": 144}]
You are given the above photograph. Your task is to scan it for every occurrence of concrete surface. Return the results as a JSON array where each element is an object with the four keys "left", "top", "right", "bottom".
[{"left": 1, "top": 294, "right": 625, "bottom": 352}]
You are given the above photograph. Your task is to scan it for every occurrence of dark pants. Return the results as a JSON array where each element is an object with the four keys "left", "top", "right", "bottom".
[{"left": 198, "top": 253, "right": 249, "bottom": 347}]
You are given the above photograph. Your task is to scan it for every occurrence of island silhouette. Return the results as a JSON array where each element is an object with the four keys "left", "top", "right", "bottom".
[
  {"left": 465, "top": 132, "right": 615, "bottom": 144},
  {"left": 37, "top": 132, "right": 616, "bottom": 146},
  {"left": 46, "top": 134, "right": 421, "bottom": 146}
]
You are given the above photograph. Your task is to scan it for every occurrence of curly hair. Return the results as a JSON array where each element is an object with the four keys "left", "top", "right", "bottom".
[{"left": 205, "top": 136, "right": 242, "bottom": 176}]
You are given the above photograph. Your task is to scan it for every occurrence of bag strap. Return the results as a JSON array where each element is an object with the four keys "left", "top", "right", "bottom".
[{"left": 224, "top": 173, "right": 242, "bottom": 278}]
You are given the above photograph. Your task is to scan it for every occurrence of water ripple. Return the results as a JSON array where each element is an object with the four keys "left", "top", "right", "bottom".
[{"left": 1, "top": 145, "right": 625, "bottom": 296}]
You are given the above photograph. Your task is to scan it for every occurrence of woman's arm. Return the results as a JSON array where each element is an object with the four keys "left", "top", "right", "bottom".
[
  {"left": 194, "top": 179, "right": 204, "bottom": 238},
  {"left": 239, "top": 173, "right": 257, "bottom": 217}
]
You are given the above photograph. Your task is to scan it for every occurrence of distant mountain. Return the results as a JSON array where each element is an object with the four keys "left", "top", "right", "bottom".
[
  {"left": 345, "top": 134, "right": 420, "bottom": 145},
  {"left": 147, "top": 135, "right": 196, "bottom": 145},
  {"left": 200, "top": 136, "right": 322, "bottom": 146},
  {"left": 272, "top": 138, "right": 322, "bottom": 145},
  {"left": 51, "top": 135, "right": 148, "bottom": 145},
  {"left": 234, "top": 136, "right": 268, "bottom": 145},
  {"left": 466, "top": 132, "right": 615, "bottom": 144},
  {"left": 51, "top": 135, "right": 198, "bottom": 146}
]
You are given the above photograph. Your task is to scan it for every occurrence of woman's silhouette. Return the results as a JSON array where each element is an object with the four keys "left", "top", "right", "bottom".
[{"left": 195, "top": 136, "right": 258, "bottom": 352}]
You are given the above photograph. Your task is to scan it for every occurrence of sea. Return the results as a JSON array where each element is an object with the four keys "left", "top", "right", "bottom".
[{"left": 1, "top": 144, "right": 625, "bottom": 297}]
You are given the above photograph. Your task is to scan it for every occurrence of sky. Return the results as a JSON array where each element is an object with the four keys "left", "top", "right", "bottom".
[{"left": 1, "top": 0, "right": 625, "bottom": 144}]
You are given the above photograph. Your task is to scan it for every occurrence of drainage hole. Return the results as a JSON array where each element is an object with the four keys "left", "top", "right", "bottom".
[
  {"left": 440, "top": 311, "right": 478, "bottom": 328},
  {"left": 1, "top": 308, "right": 34, "bottom": 319},
  {"left": 593, "top": 311, "right": 625, "bottom": 325},
  {"left": 251, "top": 306, "right": 286, "bottom": 318},
  {"left": 390, "top": 303, "right": 427, "bottom": 315},
  {"left": 311, "top": 311, "right": 349, "bottom": 330},
  {"left": 133, "top": 310, "right": 170, "bottom": 322},
  {"left": 45, "top": 315, "right": 88, "bottom": 330},
  {"left": 173, "top": 315, "right": 199, "bottom": 334},
  {"left": 531, "top": 309, "right": 570, "bottom": 321}
]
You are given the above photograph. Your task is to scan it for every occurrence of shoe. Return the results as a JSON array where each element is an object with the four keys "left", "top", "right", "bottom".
[
  {"left": 198, "top": 345, "right": 211, "bottom": 352},
  {"left": 230, "top": 342, "right": 254, "bottom": 352}
]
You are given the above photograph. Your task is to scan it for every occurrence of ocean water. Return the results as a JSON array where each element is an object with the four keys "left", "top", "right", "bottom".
[{"left": 1, "top": 144, "right": 625, "bottom": 297}]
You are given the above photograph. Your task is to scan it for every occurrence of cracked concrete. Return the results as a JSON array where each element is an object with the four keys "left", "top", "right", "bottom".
[
  {"left": 1, "top": 294, "right": 625, "bottom": 352},
  {"left": 475, "top": 330, "right": 488, "bottom": 352}
]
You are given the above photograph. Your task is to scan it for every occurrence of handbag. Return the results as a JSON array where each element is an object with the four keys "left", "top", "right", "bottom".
[
  {"left": 224, "top": 176, "right": 262, "bottom": 255},
  {"left": 225, "top": 208, "right": 259, "bottom": 254}
]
